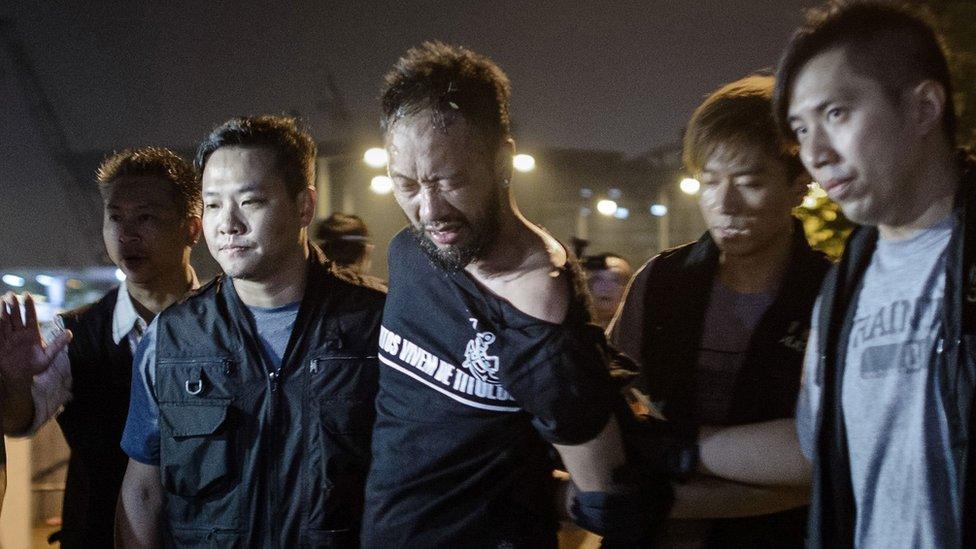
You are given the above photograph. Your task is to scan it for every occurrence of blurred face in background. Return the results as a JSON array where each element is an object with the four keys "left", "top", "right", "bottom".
[{"left": 585, "top": 256, "right": 633, "bottom": 328}]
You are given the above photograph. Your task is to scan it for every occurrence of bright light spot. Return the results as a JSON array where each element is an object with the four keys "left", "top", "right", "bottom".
[
  {"left": 802, "top": 195, "right": 818, "bottom": 209},
  {"left": 579, "top": 187, "right": 593, "bottom": 198},
  {"left": 680, "top": 177, "right": 701, "bottom": 195},
  {"left": 596, "top": 199, "right": 618, "bottom": 216},
  {"left": 35, "top": 274, "right": 56, "bottom": 286},
  {"left": 608, "top": 188, "right": 622, "bottom": 200},
  {"left": 613, "top": 207, "right": 630, "bottom": 220},
  {"left": 363, "top": 148, "right": 389, "bottom": 168},
  {"left": 513, "top": 154, "right": 536, "bottom": 172},
  {"left": 370, "top": 175, "right": 394, "bottom": 194},
  {"left": 115, "top": 269, "right": 126, "bottom": 282},
  {"left": 650, "top": 204, "right": 668, "bottom": 217},
  {"left": 2, "top": 274, "right": 24, "bottom": 287}
]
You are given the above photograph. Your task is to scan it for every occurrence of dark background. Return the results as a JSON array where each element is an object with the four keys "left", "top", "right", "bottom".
[{"left": 0, "top": 1, "right": 817, "bottom": 269}]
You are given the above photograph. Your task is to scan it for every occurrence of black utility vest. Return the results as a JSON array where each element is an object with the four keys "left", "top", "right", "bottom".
[
  {"left": 637, "top": 223, "right": 830, "bottom": 429},
  {"left": 57, "top": 288, "right": 132, "bottom": 549},
  {"left": 154, "top": 251, "right": 385, "bottom": 548}
]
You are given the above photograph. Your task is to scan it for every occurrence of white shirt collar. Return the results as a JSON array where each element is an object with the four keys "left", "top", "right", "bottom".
[{"left": 112, "top": 281, "right": 147, "bottom": 345}]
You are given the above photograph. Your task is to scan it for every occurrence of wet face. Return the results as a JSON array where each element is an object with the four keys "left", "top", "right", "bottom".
[
  {"left": 698, "top": 142, "right": 805, "bottom": 258},
  {"left": 102, "top": 176, "right": 197, "bottom": 285},
  {"left": 787, "top": 47, "right": 919, "bottom": 227},
  {"left": 201, "top": 146, "right": 313, "bottom": 281},
  {"left": 386, "top": 114, "right": 503, "bottom": 271}
]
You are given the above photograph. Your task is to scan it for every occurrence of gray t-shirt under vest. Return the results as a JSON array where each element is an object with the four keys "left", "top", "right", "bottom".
[{"left": 798, "top": 216, "right": 957, "bottom": 548}]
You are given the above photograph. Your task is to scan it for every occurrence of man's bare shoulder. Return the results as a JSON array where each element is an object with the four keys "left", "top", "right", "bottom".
[{"left": 491, "top": 229, "right": 570, "bottom": 324}]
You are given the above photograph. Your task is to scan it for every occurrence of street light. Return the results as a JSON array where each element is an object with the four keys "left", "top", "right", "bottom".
[
  {"left": 679, "top": 177, "right": 701, "bottom": 195},
  {"left": 596, "top": 199, "right": 618, "bottom": 216},
  {"left": 370, "top": 175, "right": 394, "bottom": 195},
  {"left": 513, "top": 154, "right": 535, "bottom": 172},
  {"left": 650, "top": 204, "right": 668, "bottom": 217},
  {"left": 2, "top": 274, "right": 24, "bottom": 287},
  {"left": 363, "top": 148, "right": 389, "bottom": 168}
]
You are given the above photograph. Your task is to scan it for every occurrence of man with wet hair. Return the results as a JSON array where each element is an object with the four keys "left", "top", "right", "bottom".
[
  {"left": 610, "top": 74, "right": 828, "bottom": 547},
  {"left": 775, "top": 2, "right": 976, "bottom": 546},
  {"left": 362, "top": 41, "right": 669, "bottom": 548},
  {"left": 0, "top": 147, "right": 202, "bottom": 548},
  {"left": 116, "top": 116, "right": 385, "bottom": 547}
]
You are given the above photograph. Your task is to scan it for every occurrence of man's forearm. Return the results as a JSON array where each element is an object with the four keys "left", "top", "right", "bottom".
[
  {"left": 670, "top": 474, "right": 808, "bottom": 519},
  {"left": 553, "top": 416, "right": 627, "bottom": 493},
  {"left": 116, "top": 460, "right": 164, "bottom": 549},
  {"left": 698, "top": 418, "right": 810, "bottom": 487},
  {"left": 0, "top": 378, "right": 36, "bottom": 435}
]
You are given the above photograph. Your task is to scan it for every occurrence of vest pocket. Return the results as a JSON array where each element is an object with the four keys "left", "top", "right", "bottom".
[
  {"left": 159, "top": 402, "right": 234, "bottom": 497},
  {"left": 167, "top": 526, "right": 242, "bottom": 548}
]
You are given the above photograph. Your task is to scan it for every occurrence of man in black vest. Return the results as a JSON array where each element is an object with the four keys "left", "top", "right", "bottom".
[
  {"left": 609, "top": 75, "right": 829, "bottom": 547},
  {"left": 0, "top": 148, "right": 202, "bottom": 548},
  {"left": 774, "top": 3, "right": 976, "bottom": 546},
  {"left": 116, "top": 116, "right": 385, "bottom": 548}
]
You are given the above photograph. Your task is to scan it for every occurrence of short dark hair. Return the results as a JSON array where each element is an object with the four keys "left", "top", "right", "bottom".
[
  {"left": 684, "top": 75, "right": 805, "bottom": 183},
  {"left": 313, "top": 213, "right": 370, "bottom": 267},
  {"left": 774, "top": 1, "right": 955, "bottom": 146},
  {"left": 195, "top": 115, "right": 316, "bottom": 198},
  {"left": 381, "top": 41, "right": 511, "bottom": 147},
  {"left": 96, "top": 147, "right": 201, "bottom": 218}
]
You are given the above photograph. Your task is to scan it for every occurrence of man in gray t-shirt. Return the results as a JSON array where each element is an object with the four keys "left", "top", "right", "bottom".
[
  {"left": 797, "top": 218, "right": 957, "bottom": 547},
  {"left": 776, "top": 3, "right": 975, "bottom": 546}
]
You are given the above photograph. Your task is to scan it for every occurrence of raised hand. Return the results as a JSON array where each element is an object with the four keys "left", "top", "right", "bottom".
[{"left": 0, "top": 292, "right": 72, "bottom": 383}]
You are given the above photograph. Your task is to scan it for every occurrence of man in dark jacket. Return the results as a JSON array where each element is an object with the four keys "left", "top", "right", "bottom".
[
  {"left": 610, "top": 74, "right": 829, "bottom": 547},
  {"left": 116, "top": 116, "right": 385, "bottom": 548},
  {"left": 774, "top": 2, "right": 974, "bottom": 547},
  {"left": 0, "top": 148, "right": 201, "bottom": 548}
]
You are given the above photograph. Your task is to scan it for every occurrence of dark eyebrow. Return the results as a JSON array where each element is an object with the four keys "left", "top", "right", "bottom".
[{"left": 203, "top": 184, "right": 263, "bottom": 197}]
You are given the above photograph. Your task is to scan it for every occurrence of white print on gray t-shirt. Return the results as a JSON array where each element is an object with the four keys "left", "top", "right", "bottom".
[{"left": 848, "top": 294, "right": 943, "bottom": 379}]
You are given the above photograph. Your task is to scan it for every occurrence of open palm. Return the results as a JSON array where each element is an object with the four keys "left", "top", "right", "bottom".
[{"left": 0, "top": 293, "right": 72, "bottom": 383}]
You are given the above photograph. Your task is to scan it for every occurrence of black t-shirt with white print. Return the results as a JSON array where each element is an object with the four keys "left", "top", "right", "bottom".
[{"left": 362, "top": 228, "right": 615, "bottom": 548}]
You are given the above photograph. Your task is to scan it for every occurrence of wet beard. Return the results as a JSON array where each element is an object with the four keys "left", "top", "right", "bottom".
[{"left": 412, "top": 201, "right": 501, "bottom": 273}]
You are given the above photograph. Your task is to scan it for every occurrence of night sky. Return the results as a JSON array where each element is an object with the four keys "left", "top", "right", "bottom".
[{"left": 1, "top": 1, "right": 817, "bottom": 268}]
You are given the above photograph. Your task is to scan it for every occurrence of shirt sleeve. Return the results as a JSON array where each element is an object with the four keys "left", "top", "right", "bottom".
[
  {"left": 19, "top": 316, "right": 74, "bottom": 436},
  {"left": 120, "top": 319, "right": 161, "bottom": 465},
  {"left": 606, "top": 260, "right": 653, "bottom": 371},
  {"left": 795, "top": 297, "right": 823, "bottom": 461}
]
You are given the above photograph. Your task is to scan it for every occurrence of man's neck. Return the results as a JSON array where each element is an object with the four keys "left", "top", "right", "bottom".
[
  {"left": 127, "top": 263, "right": 199, "bottom": 321},
  {"left": 717, "top": 230, "right": 794, "bottom": 294},
  {"left": 232, "top": 247, "right": 308, "bottom": 308},
  {"left": 466, "top": 208, "right": 549, "bottom": 282},
  {"left": 879, "top": 149, "right": 958, "bottom": 241}
]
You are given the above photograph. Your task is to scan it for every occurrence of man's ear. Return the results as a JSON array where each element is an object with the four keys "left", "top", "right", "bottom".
[
  {"left": 299, "top": 186, "right": 317, "bottom": 227},
  {"left": 184, "top": 216, "right": 202, "bottom": 247},
  {"left": 909, "top": 79, "right": 947, "bottom": 138}
]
